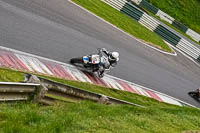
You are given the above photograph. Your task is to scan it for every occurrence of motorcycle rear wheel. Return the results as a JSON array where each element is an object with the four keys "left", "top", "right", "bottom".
[
  {"left": 70, "top": 57, "right": 83, "bottom": 64},
  {"left": 188, "top": 91, "right": 198, "bottom": 98}
]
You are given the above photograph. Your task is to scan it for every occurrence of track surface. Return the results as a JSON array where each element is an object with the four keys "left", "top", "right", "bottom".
[{"left": 0, "top": 0, "right": 200, "bottom": 107}]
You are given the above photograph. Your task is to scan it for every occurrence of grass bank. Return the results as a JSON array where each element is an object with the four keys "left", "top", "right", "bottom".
[
  {"left": 147, "top": 0, "right": 200, "bottom": 34},
  {"left": 71, "top": 0, "right": 172, "bottom": 53},
  {"left": 0, "top": 68, "right": 200, "bottom": 132}
]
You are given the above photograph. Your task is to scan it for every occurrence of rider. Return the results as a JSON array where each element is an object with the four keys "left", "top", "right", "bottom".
[
  {"left": 102, "top": 48, "right": 119, "bottom": 66},
  {"left": 196, "top": 88, "right": 200, "bottom": 98},
  {"left": 98, "top": 48, "right": 119, "bottom": 77}
]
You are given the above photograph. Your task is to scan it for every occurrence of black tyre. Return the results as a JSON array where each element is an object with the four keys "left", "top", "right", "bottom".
[
  {"left": 70, "top": 57, "right": 83, "bottom": 64},
  {"left": 97, "top": 70, "right": 104, "bottom": 78},
  {"left": 188, "top": 92, "right": 197, "bottom": 97}
]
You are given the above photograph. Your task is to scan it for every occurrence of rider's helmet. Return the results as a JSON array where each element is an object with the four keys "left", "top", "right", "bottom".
[{"left": 109, "top": 52, "right": 119, "bottom": 61}]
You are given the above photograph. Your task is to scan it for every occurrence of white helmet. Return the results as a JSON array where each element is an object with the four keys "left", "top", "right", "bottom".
[{"left": 110, "top": 52, "right": 119, "bottom": 61}]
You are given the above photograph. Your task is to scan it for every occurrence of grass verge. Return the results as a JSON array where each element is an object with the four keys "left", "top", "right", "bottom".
[
  {"left": 71, "top": 0, "right": 172, "bottom": 53},
  {"left": 0, "top": 68, "right": 200, "bottom": 132},
  {"left": 45, "top": 93, "right": 76, "bottom": 103}
]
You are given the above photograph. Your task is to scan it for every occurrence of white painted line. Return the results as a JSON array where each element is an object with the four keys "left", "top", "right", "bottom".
[
  {"left": 163, "top": 41, "right": 177, "bottom": 56},
  {"left": 68, "top": 0, "right": 176, "bottom": 56}
]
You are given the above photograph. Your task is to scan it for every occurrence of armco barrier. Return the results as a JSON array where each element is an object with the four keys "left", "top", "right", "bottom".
[
  {"left": 120, "top": 2, "right": 144, "bottom": 21},
  {"left": 138, "top": 0, "right": 158, "bottom": 14},
  {"left": 132, "top": 0, "right": 200, "bottom": 43},
  {"left": 156, "top": 10, "right": 174, "bottom": 24},
  {"left": 186, "top": 29, "right": 200, "bottom": 43},
  {"left": 0, "top": 82, "right": 40, "bottom": 101},
  {"left": 101, "top": 0, "right": 200, "bottom": 61},
  {"left": 172, "top": 20, "right": 188, "bottom": 33},
  {"left": 154, "top": 25, "right": 181, "bottom": 46},
  {"left": 0, "top": 75, "right": 144, "bottom": 107},
  {"left": 177, "top": 39, "right": 200, "bottom": 59},
  {"left": 25, "top": 74, "right": 144, "bottom": 107}
]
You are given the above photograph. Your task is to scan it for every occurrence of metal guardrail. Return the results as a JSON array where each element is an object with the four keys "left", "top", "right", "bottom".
[
  {"left": 0, "top": 74, "right": 144, "bottom": 107},
  {"left": 35, "top": 75, "right": 144, "bottom": 107},
  {"left": 0, "top": 82, "right": 40, "bottom": 101}
]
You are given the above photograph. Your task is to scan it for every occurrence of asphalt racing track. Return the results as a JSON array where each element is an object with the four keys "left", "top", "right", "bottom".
[{"left": 0, "top": 0, "right": 200, "bottom": 107}]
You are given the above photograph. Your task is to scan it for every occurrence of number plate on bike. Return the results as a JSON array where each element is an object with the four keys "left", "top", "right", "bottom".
[{"left": 91, "top": 55, "right": 100, "bottom": 64}]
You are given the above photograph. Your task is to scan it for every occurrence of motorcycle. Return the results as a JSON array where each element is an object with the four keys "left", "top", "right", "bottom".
[
  {"left": 188, "top": 90, "right": 200, "bottom": 102},
  {"left": 70, "top": 49, "right": 111, "bottom": 78}
]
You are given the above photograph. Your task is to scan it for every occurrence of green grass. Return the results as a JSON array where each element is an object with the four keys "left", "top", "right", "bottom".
[
  {"left": 0, "top": 68, "right": 200, "bottom": 132},
  {"left": 72, "top": 0, "right": 172, "bottom": 53},
  {"left": 0, "top": 68, "right": 24, "bottom": 82},
  {"left": 45, "top": 94, "right": 77, "bottom": 103},
  {"left": 0, "top": 100, "right": 200, "bottom": 133},
  {"left": 147, "top": 0, "right": 200, "bottom": 34}
]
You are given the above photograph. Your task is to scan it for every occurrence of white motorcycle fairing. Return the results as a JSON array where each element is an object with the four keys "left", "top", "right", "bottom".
[
  {"left": 83, "top": 55, "right": 100, "bottom": 64},
  {"left": 91, "top": 55, "right": 100, "bottom": 64}
]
